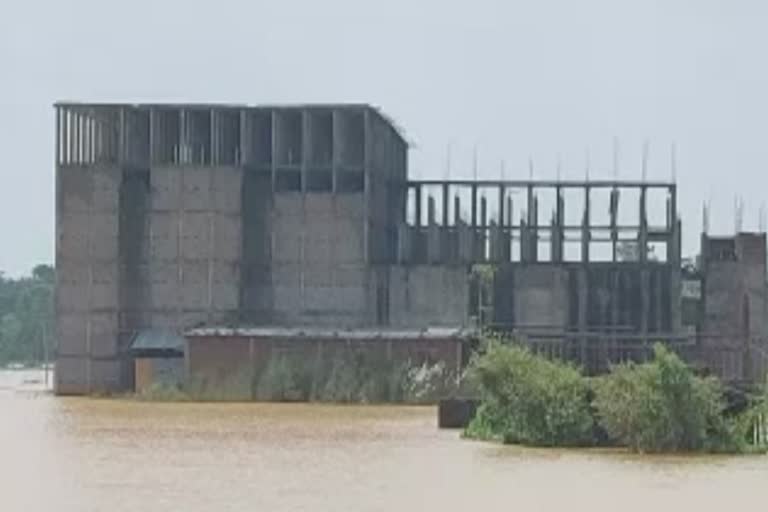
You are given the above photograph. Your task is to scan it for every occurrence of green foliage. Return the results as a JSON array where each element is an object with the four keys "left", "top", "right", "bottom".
[
  {"left": 593, "top": 344, "right": 744, "bottom": 453},
  {"left": 464, "top": 338, "right": 766, "bottom": 454},
  {"left": 465, "top": 339, "right": 594, "bottom": 447},
  {"left": 0, "top": 265, "right": 54, "bottom": 365}
]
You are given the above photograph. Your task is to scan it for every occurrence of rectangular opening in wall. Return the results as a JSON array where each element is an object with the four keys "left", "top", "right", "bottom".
[
  {"left": 590, "top": 188, "right": 612, "bottom": 228},
  {"left": 186, "top": 109, "right": 212, "bottom": 165},
  {"left": 563, "top": 239, "right": 582, "bottom": 262},
  {"left": 337, "top": 110, "right": 365, "bottom": 166},
  {"left": 590, "top": 229, "right": 613, "bottom": 262},
  {"left": 153, "top": 108, "right": 181, "bottom": 165},
  {"left": 309, "top": 110, "right": 333, "bottom": 166},
  {"left": 646, "top": 187, "right": 669, "bottom": 230},
  {"left": 537, "top": 238, "right": 552, "bottom": 262},
  {"left": 306, "top": 169, "right": 333, "bottom": 192},
  {"left": 217, "top": 109, "right": 241, "bottom": 165},
  {"left": 247, "top": 110, "right": 273, "bottom": 166},
  {"left": 616, "top": 231, "right": 640, "bottom": 262},
  {"left": 617, "top": 187, "right": 641, "bottom": 227},
  {"left": 276, "top": 110, "right": 303, "bottom": 166},
  {"left": 406, "top": 187, "right": 417, "bottom": 226},
  {"left": 648, "top": 241, "right": 668, "bottom": 262},
  {"left": 337, "top": 170, "right": 364, "bottom": 193},
  {"left": 534, "top": 187, "right": 558, "bottom": 229},
  {"left": 509, "top": 233, "right": 521, "bottom": 262},
  {"left": 275, "top": 170, "right": 302, "bottom": 192},
  {"left": 562, "top": 187, "right": 586, "bottom": 228},
  {"left": 452, "top": 186, "right": 473, "bottom": 226}
]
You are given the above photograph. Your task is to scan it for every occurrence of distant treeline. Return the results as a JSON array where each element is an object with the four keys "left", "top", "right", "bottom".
[{"left": 0, "top": 265, "right": 54, "bottom": 364}]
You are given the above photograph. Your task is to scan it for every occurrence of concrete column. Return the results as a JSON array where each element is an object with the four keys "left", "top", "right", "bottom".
[
  {"left": 578, "top": 267, "right": 589, "bottom": 368},
  {"left": 210, "top": 109, "right": 219, "bottom": 165},
  {"left": 302, "top": 109, "right": 311, "bottom": 192},
  {"left": 442, "top": 183, "right": 449, "bottom": 226},
  {"left": 414, "top": 185, "right": 422, "bottom": 227},
  {"left": 454, "top": 195, "right": 461, "bottom": 225},
  {"left": 270, "top": 110, "right": 278, "bottom": 192},
  {"left": 479, "top": 196, "right": 488, "bottom": 261},
  {"left": 331, "top": 110, "right": 341, "bottom": 193},
  {"left": 582, "top": 186, "right": 591, "bottom": 263},
  {"left": 55, "top": 107, "right": 61, "bottom": 165}
]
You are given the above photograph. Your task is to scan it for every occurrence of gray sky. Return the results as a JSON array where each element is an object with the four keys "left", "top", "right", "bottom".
[{"left": 1, "top": 0, "right": 766, "bottom": 275}]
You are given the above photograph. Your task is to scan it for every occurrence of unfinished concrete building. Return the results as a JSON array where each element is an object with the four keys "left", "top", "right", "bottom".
[{"left": 54, "top": 102, "right": 768, "bottom": 394}]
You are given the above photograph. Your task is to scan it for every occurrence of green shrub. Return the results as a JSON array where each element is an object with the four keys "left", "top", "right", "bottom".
[
  {"left": 464, "top": 339, "right": 594, "bottom": 447},
  {"left": 593, "top": 344, "right": 741, "bottom": 453}
]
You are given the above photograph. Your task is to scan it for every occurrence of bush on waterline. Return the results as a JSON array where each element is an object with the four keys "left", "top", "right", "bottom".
[
  {"left": 464, "top": 339, "right": 594, "bottom": 447},
  {"left": 464, "top": 338, "right": 767, "bottom": 454},
  {"left": 592, "top": 344, "right": 742, "bottom": 453}
]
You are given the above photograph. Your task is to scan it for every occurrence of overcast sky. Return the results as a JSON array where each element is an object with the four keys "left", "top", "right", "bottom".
[{"left": 1, "top": 0, "right": 766, "bottom": 275}]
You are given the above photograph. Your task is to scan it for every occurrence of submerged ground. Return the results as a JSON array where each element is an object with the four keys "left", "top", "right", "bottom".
[{"left": 1, "top": 370, "right": 766, "bottom": 512}]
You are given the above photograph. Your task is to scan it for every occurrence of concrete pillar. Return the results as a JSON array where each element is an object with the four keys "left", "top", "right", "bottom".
[
  {"left": 55, "top": 107, "right": 62, "bottom": 165},
  {"left": 397, "top": 223, "right": 412, "bottom": 263},
  {"left": 479, "top": 196, "right": 488, "bottom": 261},
  {"left": 582, "top": 186, "right": 591, "bottom": 263},
  {"left": 454, "top": 195, "right": 461, "bottom": 225},
  {"left": 442, "top": 183, "right": 449, "bottom": 226},
  {"left": 414, "top": 185, "right": 422, "bottom": 227}
]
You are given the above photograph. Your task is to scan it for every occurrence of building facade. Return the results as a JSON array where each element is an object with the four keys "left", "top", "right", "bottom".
[{"left": 54, "top": 102, "right": 767, "bottom": 394}]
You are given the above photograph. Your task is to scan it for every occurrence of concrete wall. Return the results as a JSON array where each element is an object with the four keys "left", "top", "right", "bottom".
[
  {"left": 147, "top": 164, "right": 242, "bottom": 330},
  {"left": 388, "top": 266, "right": 470, "bottom": 328},
  {"left": 269, "top": 193, "right": 369, "bottom": 326},
  {"left": 700, "top": 233, "right": 768, "bottom": 382},
  {"left": 56, "top": 164, "right": 122, "bottom": 394},
  {"left": 511, "top": 265, "right": 570, "bottom": 329}
]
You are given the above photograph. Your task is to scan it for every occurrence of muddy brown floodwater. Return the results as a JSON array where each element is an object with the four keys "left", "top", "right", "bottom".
[{"left": 1, "top": 370, "right": 766, "bottom": 512}]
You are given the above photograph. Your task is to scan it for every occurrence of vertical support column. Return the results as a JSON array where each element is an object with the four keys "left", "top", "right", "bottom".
[
  {"left": 331, "top": 109, "right": 340, "bottom": 194},
  {"left": 149, "top": 108, "right": 156, "bottom": 166},
  {"left": 454, "top": 195, "right": 461, "bottom": 225},
  {"left": 363, "top": 108, "right": 372, "bottom": 264},
  {"left": 554, "top": 185, "right": 563, "bottom": 262},
  {"left": 55, "top": 106, "right": 62, "bottom": 166},
  {"left": 210, "top": 108, "right": 219, "bottom": 165},
  {"left": 639, "top": 185, "right": 649, "bottom": 343},
  {"left": 582, "top": 186, "right": 591, "bottom": 263},
  {"left": 302, "top": 109, "right": 310, "bottom": 193},
  {"left": 471, "top": 184, "right": 478, "bottom": 228},
  {"left": 118, "top": 107, "right": 126, "bottom": 166},
  {"left": 639, "top": 186, "right": 648, "bottom": 264},
  {"left": 68, "top": 109, "right": 76, "bottom": 165},
  {"left": 442, "top": 183, "right": 449, "bottom": 226},
  {"left": 480, "top": 195, "right": 488, "bottom": 261},
  {"left": 610, "top": 187, "right": 618, "bottom": 262},
  {"left": 270, "top": 110, "right": 278, "bottom": 192},
  {"left": 414, "top": 185, "right": 422, "bottom": 228},
  {"left": 239, "top": 109, "right": 248, "bottom": 166}
]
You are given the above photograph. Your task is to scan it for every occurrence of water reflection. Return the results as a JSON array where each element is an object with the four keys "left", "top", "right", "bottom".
[{"left": 1, "top": 370, "right": 765, "bottom": 512}]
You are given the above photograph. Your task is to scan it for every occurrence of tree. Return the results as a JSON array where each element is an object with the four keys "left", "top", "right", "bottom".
[{"left": 0, "top": 265, "right": 55, "bottom": 365}]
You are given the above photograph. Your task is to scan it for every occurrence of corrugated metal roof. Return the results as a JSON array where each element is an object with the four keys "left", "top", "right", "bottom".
[
  {"left": 130, "top": 329, "right": 185, "bottom": 352},
  {"left": 184, "top": 326, "right": 476, "bottom": 340}
]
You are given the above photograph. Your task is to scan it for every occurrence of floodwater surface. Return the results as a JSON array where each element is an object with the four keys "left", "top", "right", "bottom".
[{"left": 1, "top": 370, "right": 766, "bottom": 512}]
